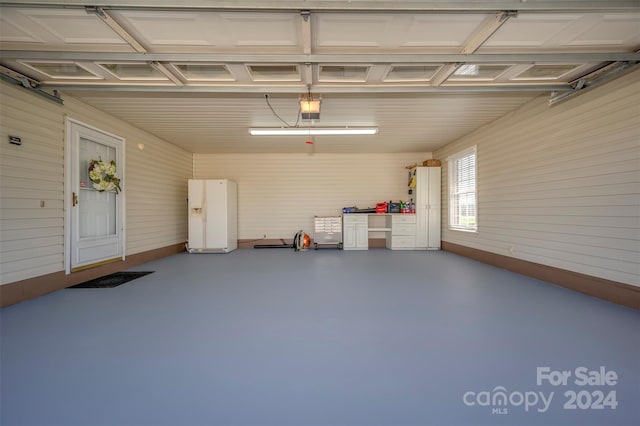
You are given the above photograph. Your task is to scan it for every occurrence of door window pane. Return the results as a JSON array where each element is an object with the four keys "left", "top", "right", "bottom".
[{"left": 79, "top": 137, "right": 117, "bottom": 238}]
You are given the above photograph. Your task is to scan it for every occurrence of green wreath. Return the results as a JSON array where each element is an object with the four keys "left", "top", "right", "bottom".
[{"left": 89, "top": 159, "right": 121, "bottom": 194}]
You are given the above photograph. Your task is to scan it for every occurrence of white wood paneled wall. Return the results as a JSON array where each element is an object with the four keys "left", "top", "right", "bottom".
[
  {"left": 0, "top": 81, "right": 192, "bottom": 285},
  {"left": 435, "top": 69, "right": 640, "bottom": 287},
  {"left": 0, "top": 83, "right": 65, "bottom": 284},
  {"left": 194, "top": 153, "right": 429, "bottom": 240}
]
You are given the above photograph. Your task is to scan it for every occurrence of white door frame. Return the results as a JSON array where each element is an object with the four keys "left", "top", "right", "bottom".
[{"left": 64, "top": 117, "right": 126, "bottom": 274}]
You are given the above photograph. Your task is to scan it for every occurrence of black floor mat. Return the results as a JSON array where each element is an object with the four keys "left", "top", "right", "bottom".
[{"left": 68, "top": 271, "right": 154, "bottom": 288}]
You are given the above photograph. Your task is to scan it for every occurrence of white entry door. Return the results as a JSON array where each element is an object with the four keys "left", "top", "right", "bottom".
[{"left": 67, "top": 120, "right": 124, "bottom": 272}]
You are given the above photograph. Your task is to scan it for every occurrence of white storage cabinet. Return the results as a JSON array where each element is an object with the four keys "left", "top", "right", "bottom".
[
  {"left": 343, "top": 214, "right": 368, "bottom": 250},
  {"left": 414, "top": 167, "right": 441, "bottom": 250}
]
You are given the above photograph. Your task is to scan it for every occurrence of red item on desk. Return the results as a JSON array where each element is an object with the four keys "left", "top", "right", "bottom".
[{"left": 375, "top": 202, "right": 388, "bottom": 213}]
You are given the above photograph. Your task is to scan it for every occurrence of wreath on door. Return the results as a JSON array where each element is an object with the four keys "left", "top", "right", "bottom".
[{"left": 89, "top": 159, "right": 121, "bottom": 194}]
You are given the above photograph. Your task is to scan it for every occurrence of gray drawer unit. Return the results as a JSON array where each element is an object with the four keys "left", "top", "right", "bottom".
[{"left": 314, "top": 216, "right": 343, "bottom": 249}]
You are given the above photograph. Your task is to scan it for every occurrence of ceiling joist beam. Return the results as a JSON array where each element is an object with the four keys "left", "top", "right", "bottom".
[
  {"left": 150, "top": 61, "right": 183, "bottom": 86},
  {"left": 2, "top": 51, "right": 638, "bottom": 64},
  {"left": 85, "top": 6, "right": 147, "bottom": 53},
  {"left": 300, "top": 10, "right": 312, "bottom": 55},
  {"left": 37, "top": 83, "right": 570, "bottom": 94},
  {"left": 432, "top": 10, "right": 515, "bottom": 86},
  {"left": 2, "top": 1, "right": 638, "bottom": 12},
  {"left": 461, "top": 10, "right": 515, "bottom": 54}
]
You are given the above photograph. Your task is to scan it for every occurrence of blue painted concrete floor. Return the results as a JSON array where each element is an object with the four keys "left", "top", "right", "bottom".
[{"left": 1, "top": 250, "right": 638, "bottom": 426}]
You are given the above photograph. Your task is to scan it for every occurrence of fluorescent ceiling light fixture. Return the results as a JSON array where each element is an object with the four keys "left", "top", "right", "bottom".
[{"left": 250, "top": 128, "right": 378, "bottom": 136}]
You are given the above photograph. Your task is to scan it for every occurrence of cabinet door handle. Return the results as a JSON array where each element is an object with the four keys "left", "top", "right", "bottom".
[{"left": 72, "top": 192, "right": 78, "bottom": 206}]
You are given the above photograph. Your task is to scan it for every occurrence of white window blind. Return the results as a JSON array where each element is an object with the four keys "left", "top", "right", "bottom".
[{"left": 448, "top": 146, "right": 477, "bottom": 231}]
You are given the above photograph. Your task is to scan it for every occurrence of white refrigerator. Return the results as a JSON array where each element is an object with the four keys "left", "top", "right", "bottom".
[{"left": 187, "top": 179, "right": 238, "bottom": 253}]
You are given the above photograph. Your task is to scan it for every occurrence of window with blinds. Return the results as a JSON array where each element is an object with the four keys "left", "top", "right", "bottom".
[{"left": 448, "top": 146, "right": 477, "bottom": 231}]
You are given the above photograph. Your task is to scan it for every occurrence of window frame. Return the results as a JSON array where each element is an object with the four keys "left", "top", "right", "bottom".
[{"left": 448, "top": 145, "right": 478, "bottom": 232}]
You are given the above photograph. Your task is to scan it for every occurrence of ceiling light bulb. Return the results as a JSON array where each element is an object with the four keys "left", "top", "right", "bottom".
[{"left": 300, "top": 100, "right": 321, "bottom": 114}]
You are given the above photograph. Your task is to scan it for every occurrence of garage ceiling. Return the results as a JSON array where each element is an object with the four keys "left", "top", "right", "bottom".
[{"left": 1, "top": 1, "right": 639, "bottom": 153}]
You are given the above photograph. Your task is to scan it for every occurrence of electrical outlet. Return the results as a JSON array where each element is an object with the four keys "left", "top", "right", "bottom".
[{"left": 508, "top": 245, "right": 515, "bottom": 254}]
